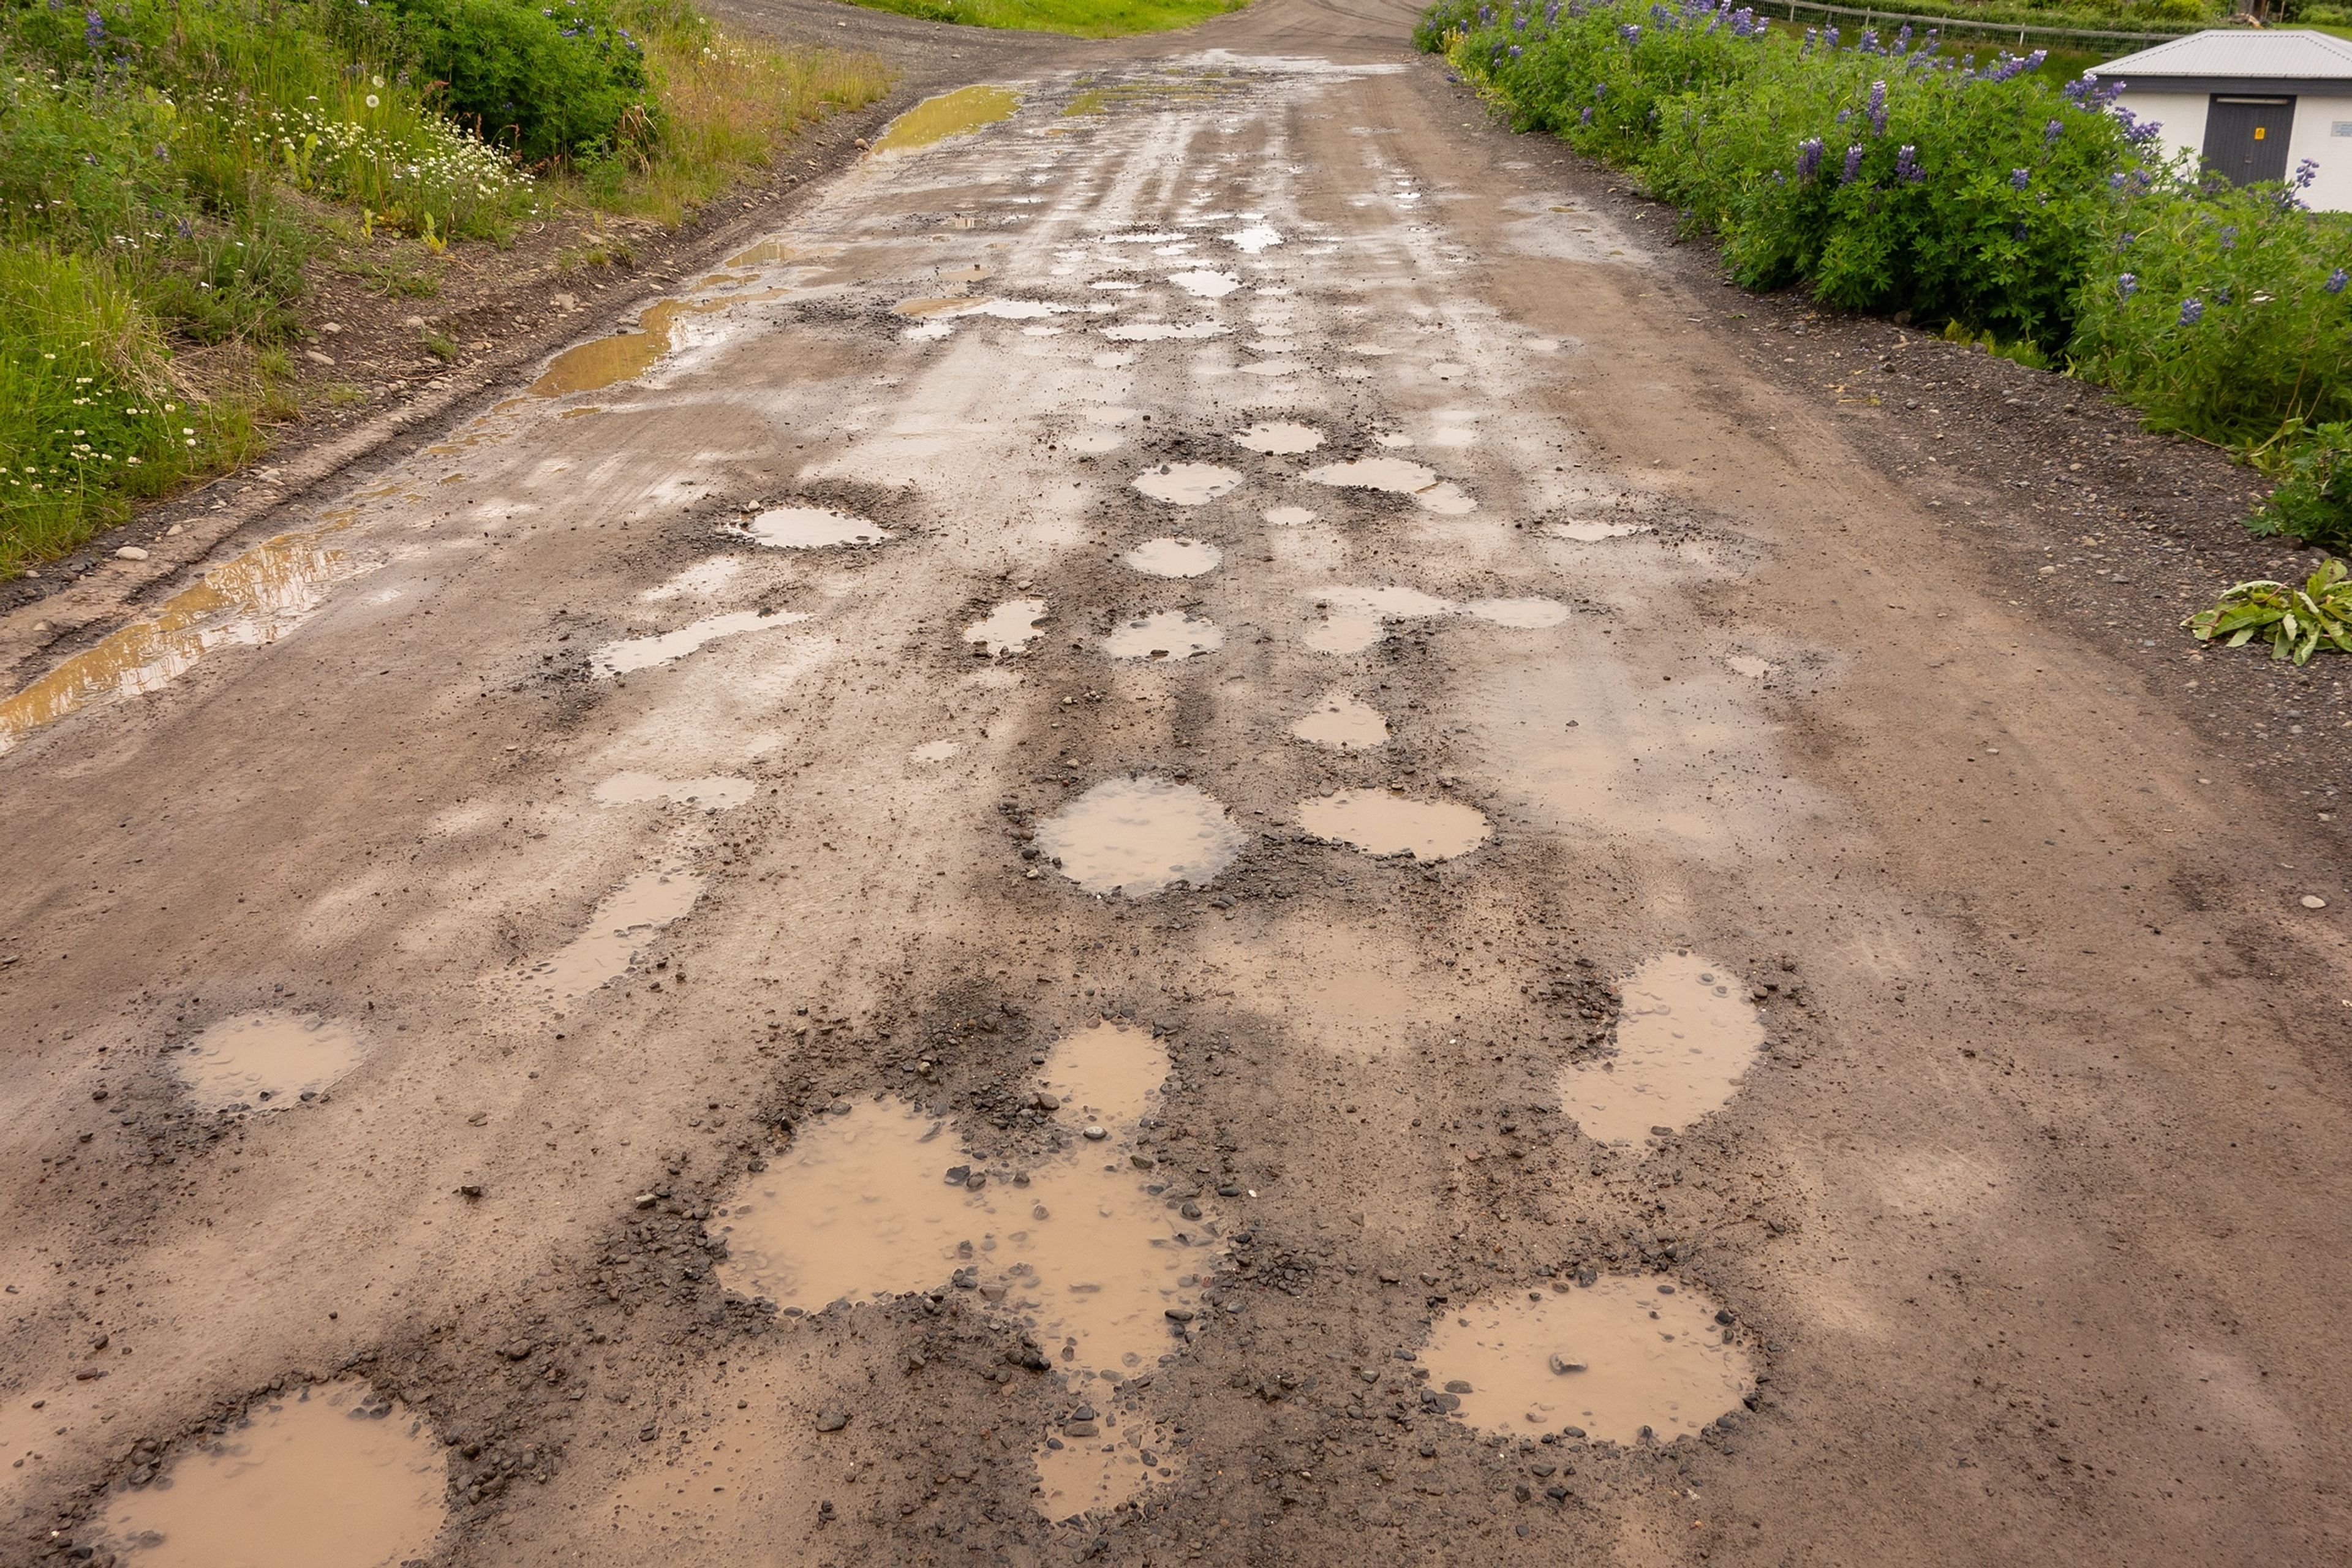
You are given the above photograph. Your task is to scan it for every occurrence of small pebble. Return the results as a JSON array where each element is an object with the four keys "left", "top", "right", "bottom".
[
  {"left": 2302, "top": 894, "right": 2328, "bottom": 910},
  {"left": 1082, "top": 1124, "right": 1107, "bottom": 1140},
  {"left": 813, "top": 1410, "right": 849, "bottom": 1433},
  {"left": 114, "top": 546, "right": 148, "bottom": 561}
]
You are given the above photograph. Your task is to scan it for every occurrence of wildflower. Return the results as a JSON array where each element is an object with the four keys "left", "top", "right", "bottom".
[
  {"left": 2044, "top": 119, "right": 2063, "bottom": 144},
  {"left": 2177, "top": 298, "right": 2203, "bottom": 326},
  {"left": 83, "top": 8, "right": 102, "bottom": 48},
  {"left": 1841, "top": 143, "right": 1863, "bottom": 183},
  {"left": 2328, "top": 268, "right": 2348, "bottom": 295},
  {"left": 1860, "top": 28, "right": 1878, "bottom": 54},
  {"left": 1509, "top": 43, "right": 1521, "bottom": 56},
  {"left": 1822, "top": 24, "right": 1838, "bottom": 49},
  {"left": 2009, "top": 168, "right": 2029, "bottom": 190},
  {"left": 2117, "top": 273, "right": 2138, "bottom": 297},
  {"left": 1894, "top": 143, "right": 1921, "bottom": 183},
  {"left": 1866, "top": 80, "right": 1887, "bottom": 136},
  {"left": 1795, "top": 136, "right": 1823, "bottom": 182},
  {"left": 2294, "top": 157, "right": 2318, "bottom": 189},
  {"left": 2108, "top": 171, "right": 2127, "bottom": 189},
  {"left": 2218, "top": 225, "right": 2236, "bottom": 250},
  {"left": 1580, "top": 106, "right": 1593, "bottom": 125}
]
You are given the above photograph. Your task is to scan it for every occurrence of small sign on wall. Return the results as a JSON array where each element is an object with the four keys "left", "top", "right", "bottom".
[{"left": 2335, "top": 121, "right": 2352, "bottom": 137}]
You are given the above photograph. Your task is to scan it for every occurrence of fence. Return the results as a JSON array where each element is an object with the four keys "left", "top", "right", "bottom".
[{"left": 1765, "top": 0, "right": 2203, "bottom": 50}]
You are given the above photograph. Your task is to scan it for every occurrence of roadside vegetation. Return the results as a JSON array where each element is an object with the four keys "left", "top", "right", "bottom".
[
  {"left": 0, "top": 0, "right": 884, "bottom": 578},
  {"left": 832, "top": 0, "right": 1248, "bottom": 40},
  {"left": 1420, "top": 0, "right": 2352, "bottom": 556}
]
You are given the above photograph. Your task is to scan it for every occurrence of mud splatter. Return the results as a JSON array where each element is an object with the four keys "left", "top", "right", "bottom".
[
  {"left": 1420, "top": 1276, "right": 1752, "bottom": 1443},
  {"left": 967, "top": 598, "right": 1049, "bottom": 655},
  {"left": 175, "top": 1012, "right": 365, "bottom": 1112},
  {"left": 872, "top": 85, "right": 1022, "bottom": 155},
  {"left": 1034, "top": 777, "right": 1246, "bottom": 895},
  {"left": 728, "top": 506, "right": 892, "bottom": 549},
  {"left": 589, "top": 611, "right": 805, "bottom": 677},
  {"left": 1289, "top": 689, "right": 1389, "bottom": 750},
  {"left": 526, "top": 869, "right": 704, "bottom": 1001},
  {"left": 591, "top": 772, "right": 755, "bottom": 809},
  {"left": 1560, "top": 951, "right": 1764, "bottom": 1144},
  {"left": 1298, "top": 789, "right": 1490, "bottom": 861},
  {"left": 1104, "top": 611, "right": 1223, "bottom": 662},
  {"left": 1231, "top": 421, "right": 1323, "bottom": 455},
  {"left": 1123, "top": 538, "right": 1224, "bottom": 578}
]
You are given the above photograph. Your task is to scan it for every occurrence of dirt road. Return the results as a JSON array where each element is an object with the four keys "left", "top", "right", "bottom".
[{"left": 5, "top": 3, "right": 2351, "bottom": 1564}]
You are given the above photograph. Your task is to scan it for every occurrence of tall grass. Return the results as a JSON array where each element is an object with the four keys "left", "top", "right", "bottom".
[{"left": 834, "top": 0, "right": 1248, "bottom": 39}]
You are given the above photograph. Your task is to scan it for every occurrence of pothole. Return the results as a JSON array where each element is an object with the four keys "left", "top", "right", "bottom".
[
  {"left": 1544, "top": 519, "right": 1650, "bottom": 543},
  {"left": 1231, "top": 421, "right": 1323, "bottom": 455},
  {"left": 1560, "top": 951, "right": 1763, "bottom": 1144},
  {"left": 1262, "top": 505, "right": 1317, "bottom": 527},
  {"left": 1298, "top": 586, "right": 1452, "bottom": 655},
  {"left": 872, "top": 83, "right": 1022, "bottom": 155},
  {"left": 1167, "top": 270, "right": 1242, "bottom": 298},
  {"left": 1463, "top": 597, "right": 1570, "bottom": 629},
  {"left": 1224, "top": 223, "right": 1283, "bottom": 253},
  {"left": 1123, "top": 538, "right": 1223, "bottom": 578},
  {"left": 1419, "top": 1276, "right": 1753, "bottom": 1444},
  {"left": 1131, "top": 462, "right": 1243, "bottom": 505},
  {"left": 95, "top": 1381, "right": 447, "bottom": 1568},
  {"left": 1298, "top": 790, "right": 1490, "bottom": 861},
  {"left": 726, "top": 506, "right": 892, "bottom": 549},
  {"left": 526, "top": 869, "right": 704, "bottom": 1001},
  {"left": 1288, "top": 689, "right": 1389, "bottom": 750},
  {"left": 967, "top": 597, "right": 1050, "bottom": 655},
  {"left": 1303, "top": 456, "right": 1474, "bottom": 513},
  {"left": 589, "top": 611, "right": 805, "bottom": 677},
  {"left": 1725, "top": 655, "right": 1772, "bottom": 679},
  {"left": 174, "top": 1013, "right": 365, "bottom": 1113},
  {"left": 591, "top": 772, "right": 754, "bottom": 809},
  {"left": 1033, "top": 777, "right": 1246, "bottom": 895},
  {"left": 1104, "top": 611, "right": 1222, "bottom": 662},
  {"left": 1101, "top": 322, "right": 1228, "bottom": 342}
]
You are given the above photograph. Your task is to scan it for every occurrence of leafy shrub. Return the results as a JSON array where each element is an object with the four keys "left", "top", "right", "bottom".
[
  {"left": 2250, "top": 421, "right": 2352, "bottom": 551},
  {"left": 352, "top": 0, "right": 651, "bottom": 160},
  {"left": 2185, "top": 557, "right": 2352, "bottom": 663}
]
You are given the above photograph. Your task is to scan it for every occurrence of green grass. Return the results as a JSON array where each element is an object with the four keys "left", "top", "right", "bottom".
[{"left": 834, "top": 0, "right": 1249, "bottom": 39}]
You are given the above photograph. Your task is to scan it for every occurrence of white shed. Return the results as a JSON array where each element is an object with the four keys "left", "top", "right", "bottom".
[{"left": 2087, "top": 29, "right": 2352, "bottom": 209}]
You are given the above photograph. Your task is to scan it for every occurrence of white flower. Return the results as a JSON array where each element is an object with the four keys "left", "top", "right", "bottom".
[{"left": 366, "top": 94, "right": 380, "bottom": 108}]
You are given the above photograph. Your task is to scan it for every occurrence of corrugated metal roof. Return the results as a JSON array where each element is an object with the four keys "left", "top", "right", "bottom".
[{"left": 2088, "top": 28, "right": 2352, "bottom": 81}]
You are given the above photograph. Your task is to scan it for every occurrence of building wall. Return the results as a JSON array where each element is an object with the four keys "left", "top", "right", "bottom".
[{"left": 2113, "top": 86, "right": 2352, "bottom": 210}]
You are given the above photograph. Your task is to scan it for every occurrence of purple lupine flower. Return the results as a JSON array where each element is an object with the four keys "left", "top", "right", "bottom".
[
  {"left": 1822, "top": 24, "right": 1838, "bottom": 49},
  {"left": 1620, "top": 22, "right": 1640, "bottom": 42},
  {"left": 1593, "top": 80, "right": 1606, "bottom": 98},
  {"left": 1802, "top": 25, "right": 1817, "bottom": 52},
  {"left": 1477, "top": 5, "right": 1491, "bottom": 23},
  {"left": 1867, "top": 80, "right": 1887, "bottom": 135},
  {"left": 1580, "top": 106, "right": 1593, "bottom": 125},
  {"left": 2117, "top": 273, "right": 2138, "bottom": 298},
  {"left": 1509, "top": 42, "right": 1521, "bottom": 55},
  {"left": 2108, "top": 171, "right": 2127, "bottom": 189},
  {"left": 1836, "top": 107, "right": 1851, "bottom": 124},
  {"left": 2328, "top": 268, "right": 2349, "bottom": 294},
  {"left": 2177, "top": 298, "right": 2203, "bottom": 325},
  {"left": 1512, "top": 10, "right": 1525, "bottom": 29},
  {"left": 2293, "top": 157, "right": 2319, "bottom": 189},
  {"left": 1894, "top": 143, "right": 1921, "bottom": 183},
  {"left": 1545, "top": 1, "right": 1559, "bottom": 20},
  {"left": 2045, "top": 119, "right": 2063, "bottom": 144},
  {"left": 1893, "top": 23, "right": 1912, "bottom": 51},
  {"left": 2218, "top": 224, "right": 2237, "bottom": 250},
  {"left": 1860, "top": 28, "right": 1879, "bottom": 53},
  {"left": 83, "top": 7, "right": 103, "bottom": 47},
  {"left": 1796, "top": 136, "right": 1823, "bottom": 182},
  {"left": 1841, "top": 143, "right": 1864, "bottom": 183},
  {"left": 2009, "top": 168, "right": 2029, "bottom": 190}
]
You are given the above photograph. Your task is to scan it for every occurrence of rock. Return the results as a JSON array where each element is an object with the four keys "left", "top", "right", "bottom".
[
  {"left": 1131, "top": 1153, "right": 1154, "bottom": 1170},
  {"left": 1443, "top": 1379, "right": 1473, "bottom": 1394},
  {"left": 814, "top": 1410, "right": 849, "bottom": 1432},
  {"left": 2302, "top": 894, "right": 2328, "bottom": 910},
  {"left": 633, "top": 1193, "right": 657, "bottom": 1210},
  {"left": 113, "top": 546, "right": 148, "bottom": 561},
  {"left": 1066, "top": 1420, "right": 1099, "bottom": 1438},
  {"left": 1083, "top": 1125, "right": 1107, "bottom": 1140},
  {"left": 944, "top": 1164, "right": 971, "bottom": 1185},
  {"left": 1071, "top": 1404, "right": 1096, "bottom": 1422},
  {"left": 305, "top": 350, "right": 336, "bottom": 366},
  {"left": 1164, "top": 1308, "right": 1196, "bottom": 1322},
  {"left": 503, "top": 1341, "right": 534, "bottom": 1361}
]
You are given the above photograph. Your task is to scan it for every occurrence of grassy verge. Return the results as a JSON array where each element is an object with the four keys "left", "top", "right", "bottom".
[
  {"left": 1423, "top": 0, "right": 2352, "bottom": 549},
  {"left": 0, "top": 0, "right": 884, "bottom": 579},
  {"left": 831, "top": 0, "right": 1248, "bottom": 40}
]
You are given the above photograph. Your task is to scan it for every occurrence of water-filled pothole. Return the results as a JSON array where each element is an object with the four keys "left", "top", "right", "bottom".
[
  {"left": 589, "top": 611, "right": 805, "bottom": 677},
  {"left": 1131, "top": 462, "right": 1242, "bottom": 505},
  {"left": 1104, "top": 611, "right": 1222, "bottom": 662},
  {"left": 96, "top": 1381, "right": 447, "bottom": 1568},
  {"left": 1167, "top": 270, "right": 1242, "bottom": 298},
  {"left": 591, "top": 772, "right": 754, "bottom": 809},
  {"left": 967, "top": 598, "right": 1049, "bottom": 655},
  {"left": 1544, "top": 519, "right": 1650, "bottom": 543},
  {"left": 527, "top": 869, "right": 704, "bottom": 1001},
  {"left": 1123, "top": 538, "right": 1223, "bottom": 578},
  {"left": 1289, "top": 689, "right": 1388, "bottom": 750},
  {"left": 1419, "top": 1276, "right": 1752, "bottom": 1444},
  {"left": 1231, "top": 421, "right": 1323, "bottom": 455},
  {"left": 1559, "top": 951, "right": 1763, "bottom": 1144},
  {"left": 175, "top": 1013, "right": 364, "bottom": 1112},
  {"left": 727, "top": 507, "right": 891, "bottom": 549},
  {"left": 1102, "top": 322, "right": 1227, "bottom": 342},
  {"left": 1298, "top": 586, "right": 1452, "bottom": 655},
  {"left": 872, "top": 84, "right": 1022, "bottom": 154},
  {"left": 1303, "top": 457, "right": 1474, "bottom": 513},
  {"left": 1034, "top": 777, "right": 1246, "bottom": 895},
  {"left": 1298, "top": 790, "right": 1489, "bottom": 861}
]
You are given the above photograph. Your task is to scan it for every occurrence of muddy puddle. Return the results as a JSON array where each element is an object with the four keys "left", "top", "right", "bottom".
[
  {"left": 175, "top": 1012, "right": 365, "bottom": 1112},
  {"left": 1419, "top": 1276, "right": 1752, "bottom": 1444},
  {"left": 1225, "top": 223, "right": 1283, "bottom": 253},
  {"left": 967, "top": 597, "right": 1049, "bottom": 655},
  {"left": 1726, "top": 655, "right": 1773, "bottom": 679},
  {"left": 1561, "top": 951, "right": 1763, "bottom": 1144},
  {"left": 1167, "top": 269, "right": 1242, "bottom": 298},
  {"left": 1131, "top": 462, "right": 1242, "bottom": 505},
  {"left": 1463, "top": 597, "right": 1570, "bottom": 629},
  {"left": 1298, "top": 586, "right": 1451, "bottom": 655},
  {"left": 872, "top": 84, "right": 1022, "bottom": 155},
  {"left": 1104, "top": 611, "right": 1222, "bottom": 662},
  {"left": 1033, "top": 777, "right": 1246, "bottom": 895},
  {"left": 96, "top": 1380, "right": 447, "bottom": 1568},
  {"left": 1232, "top": 421, "right": 1322, "bottom": 455},
  {"left": 0, "top": 521, "right": 358, "bottom": 754},
  {"left": 1262, "top": 505, "right": 1316, "bottom": 527},
  {"left": 1304, "top": 456, "right": 1473, "bottom": 514},
  {"left": 1101, "top": 322, "right": 1227, "bottom": 342},
  {"left": 1123, "top": 537, "right": 1223, "bottom": 578},
  {"left": 526, "top": 869, "right": 704, "bottom": 1002},
  {"left": 591, "top": 772, "right": 753, "bottom": 809},
  {"left": 1298, "top": 789, "right": 1489, "bottom": 861},
  {"left": 1545, "top": 519, "right": 1650, "bottom": 543},
  {"left": 727, "top": 505, "right": 891, "bottom": 549},
  {"left": 526, "top": 294, "right": 755, "bottom": 398},
  {"left": 1289, "top": 688, "right": 1388, "bottom": 750},
  {"left": 589, "top": 610, "right": 804, "bottom": 677}
]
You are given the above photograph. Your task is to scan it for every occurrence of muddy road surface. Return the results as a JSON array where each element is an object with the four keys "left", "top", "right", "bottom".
[{"left": 6, "top": 3, "right": 2351, "bottom": 1565}]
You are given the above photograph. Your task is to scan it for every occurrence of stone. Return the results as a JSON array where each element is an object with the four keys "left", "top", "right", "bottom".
[
  {"left": 1083, "top": 1125, "right": 1107, "bottom": 1140},
  {"left": 2302, "top": 894, "right": 2328, "bottom": 910},
  {"left": 113, "top": 546, "right": 148, "bottom": 561},
  {"left": 814, "top": 1410, "right": 850, "bottom": 1433}
]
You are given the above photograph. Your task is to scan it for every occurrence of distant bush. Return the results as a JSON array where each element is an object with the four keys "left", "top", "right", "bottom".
[{"left": 350, "top": 0, "right": 652, "bottom": 162}]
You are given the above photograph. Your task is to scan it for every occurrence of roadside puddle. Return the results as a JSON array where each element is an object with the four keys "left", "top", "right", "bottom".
[
  {"left": 175, "top": 1012, "right": 364, "bottom": 1112},
  {"left": 1298, "top": 585, "right": 1452, "bottom": 655},
  {"left": 589, "top": 610, "right": 805, "bottom": 677},
  {"left": 1232, "top": 421, "right": 1323, "bottom": 455},
  {"left": 1123, "top": 538, "right": 1223, "bottom": 578},
  {"left": 526, "top": 295, "right": 745, "bottom": 398},
  {"left": 1420, "top": 1276, "right": 1752, "bottom": 1444},
  {"left": 526, "top": 869, "right": 703, "bottom": 1002},
  {"left": 1304, "top": 456, "right": 1474, "bottom": 513},
  {"left": 967, "top": 597, "right": 1049, "bottom": 655},
  {"left": 1289, "top": 689, "right": 1388, "bottom": 750},
  {"left": 1034, "top": 777, "right": 1246, "bottom": 895},
  {"left": 1224, "top": 223, "right": 1283, "bottom": 253},
  {"left": 1104, "top": 611, "right": 1222, "bottom": 662},
  {"left": 1262, "top": 505, "right": 1316, "bottom": 527},
  {"left": 1561, "top": 951, "right": 1763, "bottom": 1144},
  {"left": 1131, "top": 462, "right": 1242, "bottom": 505},
  {"left": 872, "top": 84, "right": 1022, "bottom": 155},
  {"left": 726, "top": 506, "right": 892, "bottom": 549},
  {"left": 1298, "top": 789, "right": 1489, "bottom": 861},
  {"left": 591, "top": 772, "right": 754, "bottom": 809},
  {"left": 0, "top": 519, "right": 359, "bottom": 754},
  {"left": 96, "top": 1381, "right": 447, "bottom": 1568},
  {"left": 1167, "top": 269, "right": 1242, "bottom": 298}
]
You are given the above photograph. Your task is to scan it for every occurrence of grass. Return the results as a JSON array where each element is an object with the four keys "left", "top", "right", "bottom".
[{"left": 834, "top": 0, "right": 1250, "bottom": 39}]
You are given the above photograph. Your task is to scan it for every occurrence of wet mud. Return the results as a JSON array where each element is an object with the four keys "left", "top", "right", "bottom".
[
  {"left": 1560, "top": 952, "right": 1764, "bottom": 1144},
  {"left": 173, "top": 1012, "right": 366, "bottom": 1112},
  {"left": 1032, "top": 777, "right": 1248, "bottom": 896}
]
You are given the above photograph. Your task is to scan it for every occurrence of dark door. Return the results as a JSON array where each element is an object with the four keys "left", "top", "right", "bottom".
[{"left": 2204, "top": 96, "right": 2296, "bottom": 185}]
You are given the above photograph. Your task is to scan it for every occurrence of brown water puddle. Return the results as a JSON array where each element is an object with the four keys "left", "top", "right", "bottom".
[
  {"left": 526, "top": 288, "right": 788, "bottom": 398},
  {"left": 728, "top": 506, "right": 892, "bottom": 549},
  {"left": 588, "top": 609, "right": 807, "bottom": 677},
  {"left": 1289, "top": 688, "right": 1388, "bottom": 750},
  {"left": 1298, "top": 789, "right": 1489, "bottom": 862},
  {"left": 590, "top": 771, "right": 754, "bottom": 809},
  {"left": 872, "top": 84, "right": 1022, "bottom": 155},
  {"left": 1131, "top": 462, "right": 1242, "bottom": 505},
  {"left": 1420, "top": 1276, "right": 1752, "bottom": 1444},
  {"left": 1303, "top": 456, "right": 1474, "bottom": 514},
  {"left": 1034, "top": 777, "right": 1246, "bottom": 896},
  {"left": 1297, "top": 585, "right": 1452, "bottom": 656},
  {"left": 1104, "top": 611, "right": 1222, "bottom": 662},
  {"left": 0, "top": 518, "right": 358, "bottom": 754},
  {"left": 526, "top": 869, "right": 704, "bottom": 1003},
  {"left": 966, "top": 597, "right": 1049, "bottom": 655},
  {"left": 175, "top": 1012, "right": 366, "bottom": 1112},
  {"left": 1559, "top": 951, "right": 1763, "bottom": 1145},
  {"left": 1122, "top": 537, "right": 1223, "bottom": 578},
  {"left": 1231, "top": 421, "right": 1323, "bottom": 455},
  {"left": 97, "top": 1381, "right": 447, "bottom": 1568}
]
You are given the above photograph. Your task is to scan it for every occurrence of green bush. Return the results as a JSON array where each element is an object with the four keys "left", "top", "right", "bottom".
[
  {"left": 354, "top": 0, "right": 652, "bottom": 160},
  {"left": 2250, "top": 421, "right": 2352, "bottom": 551}
]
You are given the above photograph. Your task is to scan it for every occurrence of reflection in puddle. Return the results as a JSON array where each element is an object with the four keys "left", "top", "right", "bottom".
[
  {"left": 176, "top": 1012, "right": 364, "bottom": 1112},
  {"left": 967, "top": 597, "right": 1049, "bottom": 655},
  {"left": 97, "top": 1381, "right": 447, "bottom": 1568},
  {"left": 728, "top": 506, "right": 891, "bottom": 549},
  {"left": 1544, "top": 519, "right": 1650, "bottom": 543},
  {"left": 1420, "top": 1277, "right": 1752, "bottom": 1444},
  {"left": 1123, "top": 537, "right": 1223, "bottom": 578},
  {"left": 1561, "top": 951, "right": 1763, "bottom": 1144},
  {"left": 1104, "top": 611, "right": 1222, "bottom": 662},
  {"left": 1298, "top": 789, "right": 1489, "bottom": 861},
  {"left": 872, "top": 83, "right": 1022, "bottom": 154},
  {"left": 591, "top": 771, "right": 753, "bottom": 809},
  {"left": 589, "top": 610, "right": 804, "bottom": 677},
  {"left": 1463, "top": 597, "right": 1570, "bottom": 629},
  {"left": 1037, "top": 1413, "right": 1178, "bottom": 1520},
  {"left": 1303, "top": 456, "right": 1475, "bottom": 516},
  {"left": 1131, "top": 462, "right": 1242, "bottom": 505},
  {"left": 1289, "top": 689, "right": 1388, "bottom": 750},
  {"left": 527, "top": 870, "right": 704, "bottom": 1001},
  {"left": 1167, "top": 270, "right": 1242, "bottom": 298},
  {"left": 0, "top": 519, "right": 359, "bottom": 754},
  {"left": 1231, "top": 421, "right": 1323, "bottom": 455},
  {"left": 526, "top": 293, "right": 759, "bottom": 397},
  {"left": 724, "top": 238, "right": 804, "bottom": 268},
  {"left": 1035, "top": 777, "right": 1246, "bottom": 895}
]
